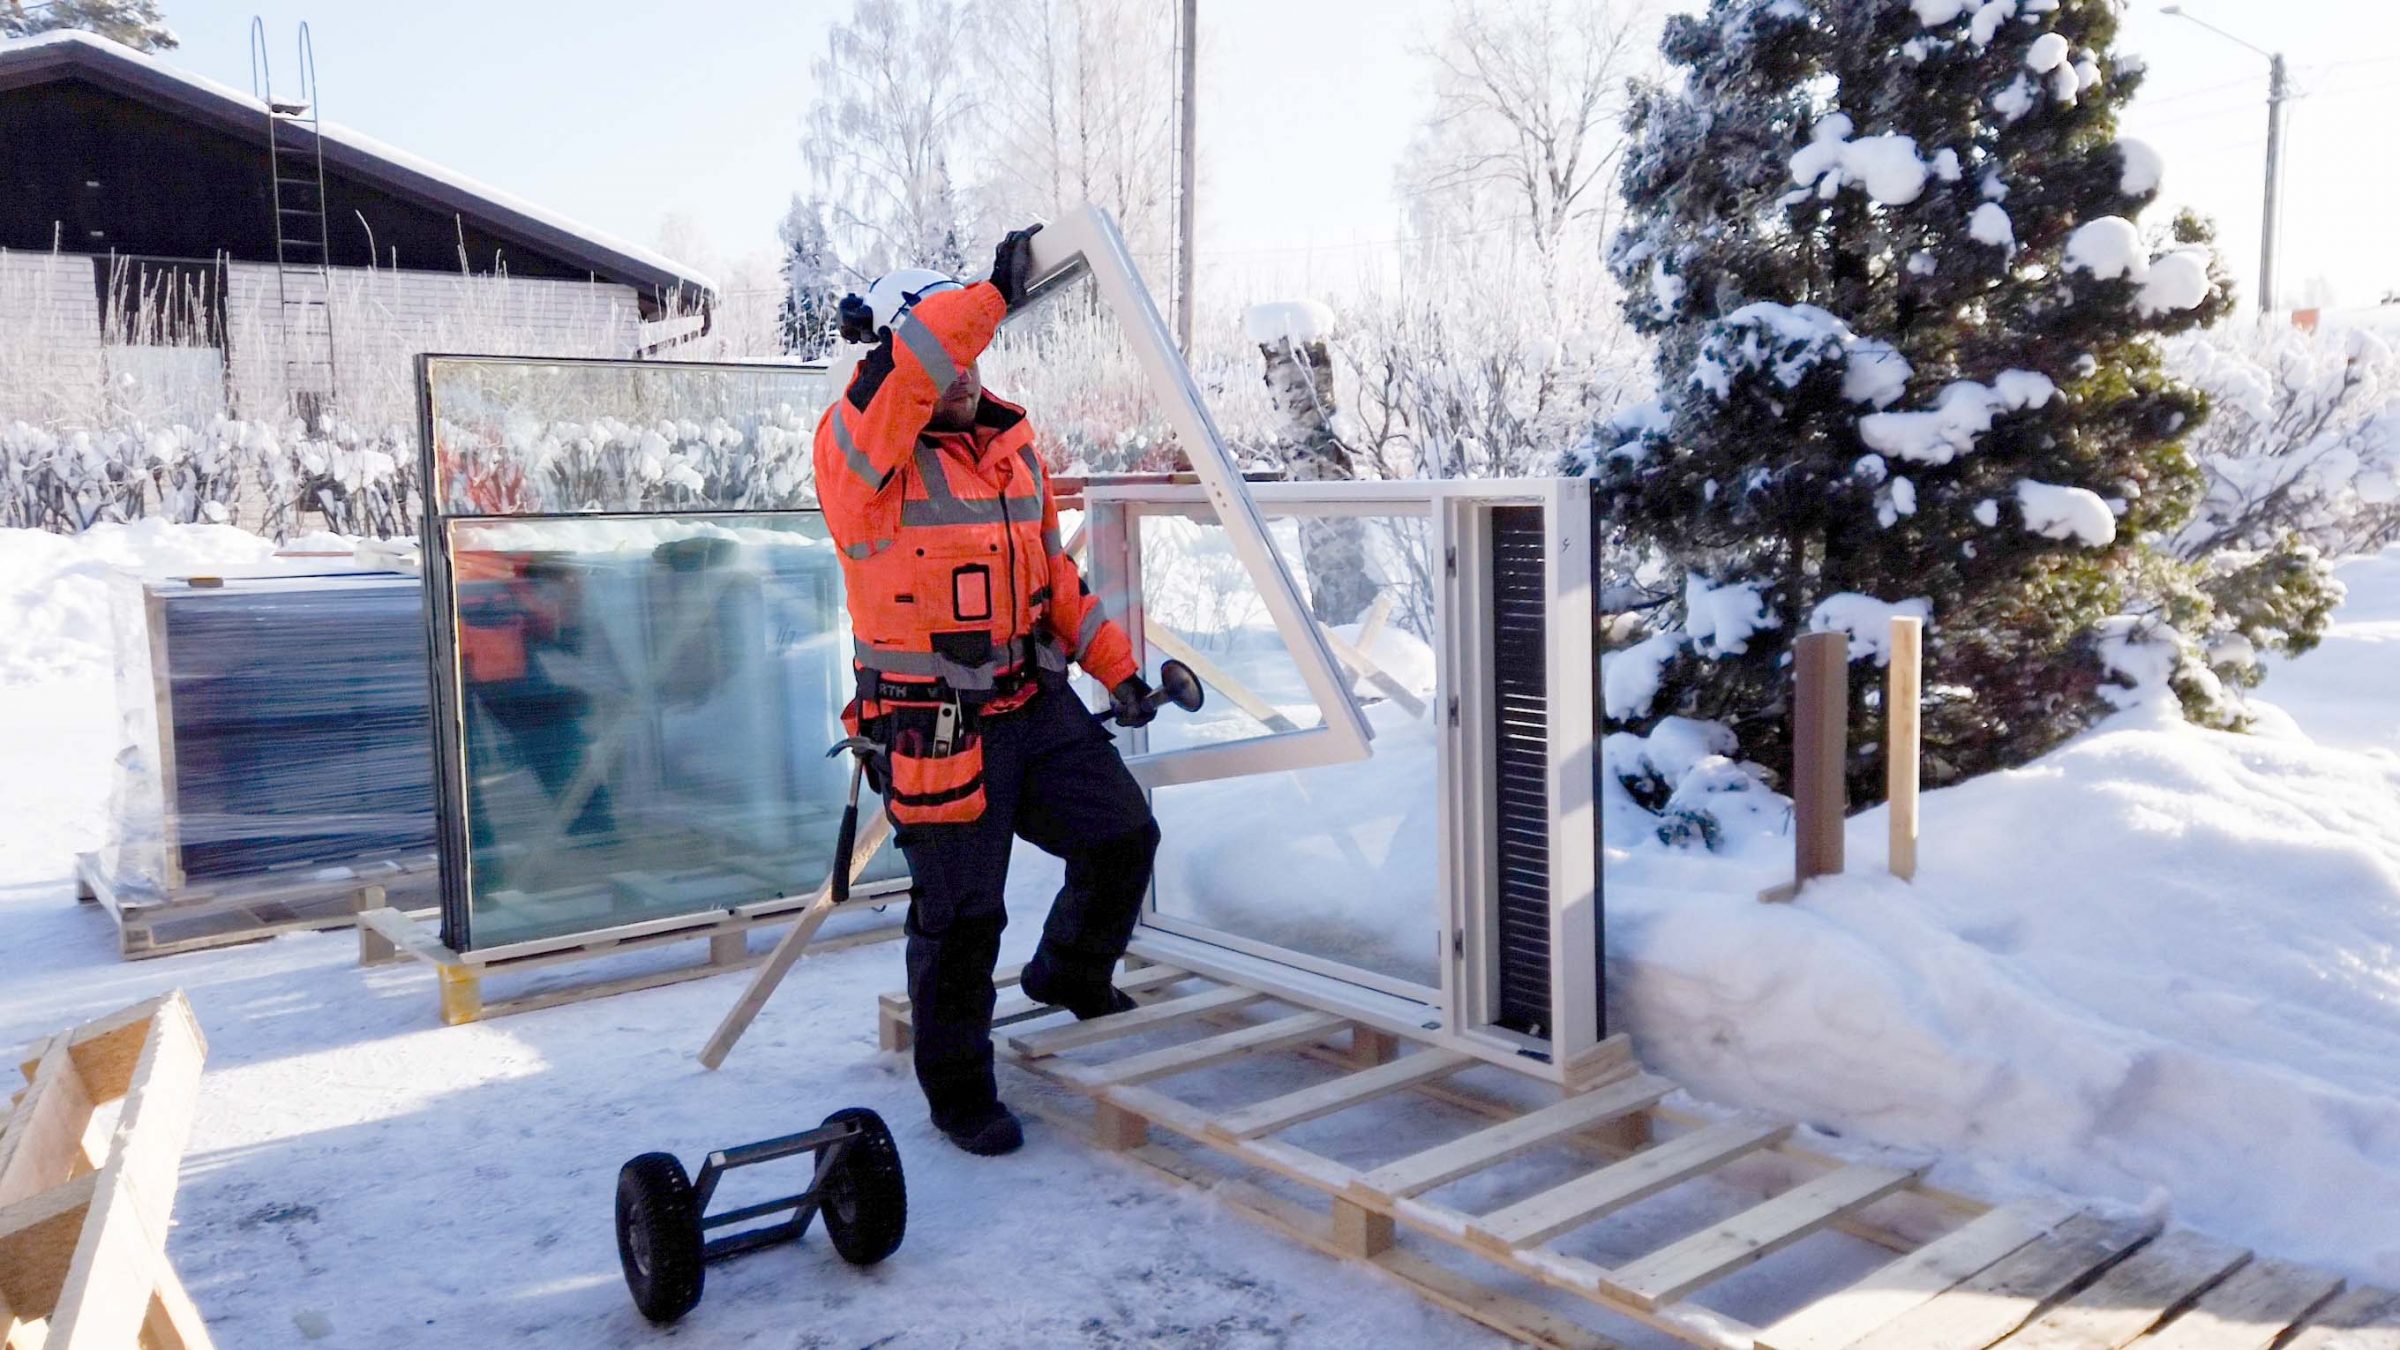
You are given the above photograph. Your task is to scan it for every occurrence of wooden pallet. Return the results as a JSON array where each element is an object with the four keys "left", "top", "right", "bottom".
[
  {"left": 76, "top": 849, "right": 437, "bottom": 960},
  {"left": 883, "top": 964, "right": 2400, "bottom": 1350},
  {"left": 1, "top": 992, "right": 214, "bottom": 1349},
  {"left": 361, "top": 879, "right": 907, "bottom": 1025}
]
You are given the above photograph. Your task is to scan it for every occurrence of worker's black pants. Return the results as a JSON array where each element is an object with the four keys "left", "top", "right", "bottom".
[{"left": 895, "top": 676, "right": 1159, "bottom": 1124}]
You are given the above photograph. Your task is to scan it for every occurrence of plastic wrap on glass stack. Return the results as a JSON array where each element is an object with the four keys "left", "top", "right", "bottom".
[{"left": 82, "top": 570, "right": 439, "bottom": 957}]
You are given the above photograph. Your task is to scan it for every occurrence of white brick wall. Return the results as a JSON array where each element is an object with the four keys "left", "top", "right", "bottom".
[
  {"left": 223, "top": 264, "right": 644, "bottom": 426},
  {"left": 0, "top": 251, "right": 106, "bottom": 424},
  {"left": 3, "top": 252, "right": 644, "bottom": 429}
]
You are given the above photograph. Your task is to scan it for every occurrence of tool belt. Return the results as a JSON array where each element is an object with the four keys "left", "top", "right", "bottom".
[{"left": 841, "top": 634, "right": 1065, "bottom": 829}]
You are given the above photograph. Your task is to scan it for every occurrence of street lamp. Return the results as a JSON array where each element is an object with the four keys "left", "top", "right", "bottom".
[{"left": 2159, "top": 4, "right": 2291, "bottom": 313}]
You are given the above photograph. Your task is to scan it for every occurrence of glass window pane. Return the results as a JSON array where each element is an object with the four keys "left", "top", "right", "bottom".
[
  {"left": 425, "top": 359, "right": 830, "bottom": 516},
  {"left": 1147, "top": 509, "right": 1441, "bottom": 991},
  {"left": 446, "top": 513, "right": 903, "bottom": 949}
]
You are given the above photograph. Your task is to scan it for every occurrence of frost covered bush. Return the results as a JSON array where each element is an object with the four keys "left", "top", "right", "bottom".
[
  {"left": 1584, "top": 0, "right": 2235, "bottom": 834},
  {"left": 0, "top": 414, "right": 418, "bottom": 539},
  {"left": 2168, "top": 321, "right": 2400, "bottom": 559}
]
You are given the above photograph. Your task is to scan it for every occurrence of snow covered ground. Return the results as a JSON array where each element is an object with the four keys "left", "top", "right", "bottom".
[{"left": 5, "top": 526, "right": 2400, "bottom": 1345}]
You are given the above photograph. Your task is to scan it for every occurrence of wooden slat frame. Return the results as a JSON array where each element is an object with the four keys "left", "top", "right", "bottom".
[
  {"left": 1754, "top": 1200, "right": 2076, "bottom": 1350},
  {"left": 0, "top": 992, "right": 214, "bottom": 1350},
  {"left": 1601, "top": 1161, "right": 1918, "bottom": 1309},
  {"left": 1207, "top": 1049, "right": 1474, "bottom": 1142},
  {"left": 1007, "top": 986, "right": 1265, "bottom": 1059}
]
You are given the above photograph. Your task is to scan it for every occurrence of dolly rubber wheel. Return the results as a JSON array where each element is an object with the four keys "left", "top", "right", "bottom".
[
  {"left": 816, "top": 1108, "right": 907, "bottom": 1265},
  {"left": 616, "top": 1152, "right": 705, "bottom": 1323}
]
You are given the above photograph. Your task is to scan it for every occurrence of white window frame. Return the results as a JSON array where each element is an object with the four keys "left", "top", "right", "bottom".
[
  {"left": 1085, "top": 477, "right": 1614, "bottom": 1089},
  {"left": 1017, "top": 207, "right": 1373, "bottom": 789}
]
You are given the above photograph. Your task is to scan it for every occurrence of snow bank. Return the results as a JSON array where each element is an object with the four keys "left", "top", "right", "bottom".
[
  {"left": 1969, "top": 202, "right": 2015, "bottom": 251},
  {"left": 0, "top": 521, "right": 287, "bottom": 684},
  {"left": 1613, "top": 692, "right": 2400, "bottom": 1283},
  {"left": 1242, "top": 299, "right": 1336, "bottom": 347}
]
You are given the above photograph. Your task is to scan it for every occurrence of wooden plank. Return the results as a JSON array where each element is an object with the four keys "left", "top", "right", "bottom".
[
  {"left": 49, "top": 1170, "right": 182, "bottom": 1348},
  {"left": 1068, "top": 1012, "right": 1348, "bottom": 1089},
  {"left": 1847, "top": 1213, "right": 2162, "bottom": 1350},
  {"left": 697, "top": 807, "right": 894, "bottom": 1068},
  {"left": 1006, "top": 985, "right": 1265, "bottom": 1059},
  {"left": 1754, "top": 1200, "right": 2076, "bottom": 1350},
  {"left": 1603, "top": 1161, "right": 1918, "bottom": 1308},
  {"left": 2133, "top": 1257, "right": 2344, "bottom": 1350},
  {"left": 2282, "top": 1286, "right": 2400, "bottom": 1350},
  {"left": 1353, "top": 1072, "right": 1672, "bottom": 1202},
  {"left": 1469, "top": 1119, "right": 1795, "bottom": 1253},
  {"left": 1887, "top": 614, "right": 1921, "bottom": 881},
  {"left": 1101, "top": 1083, "right": 1363, "bottom": 1195},
  {"left": 1994, "top": 1229, "right": 2251, "bottom": 1349},
  {"left": 1766, "top": 629, "right": 1848, "bottom": 900},
  {"left": 0, "top": 1035, "right": 92, "bottom": 1207},
  {"left": 1208, "top": 1049, "right": 1475, "bottom": 1141},
  {"left": 0, "top": 1171, "right": 97, "bottom": 1319},
  {"left": 992, "top": 964, "right": 1196, "bottom": 1027}
]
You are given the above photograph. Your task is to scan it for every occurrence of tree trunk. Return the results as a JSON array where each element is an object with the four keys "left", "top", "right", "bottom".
[{"left": 1259, "top": 335, "right": 1377, "bottom": 626}]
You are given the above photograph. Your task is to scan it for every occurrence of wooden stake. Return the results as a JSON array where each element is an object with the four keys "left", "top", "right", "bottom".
[
  {"left": 1765, "top": 631, "right": 1849, "bottom": 902},
  {"left": 698, "top": 809, "right": 894, "bottom": 1069},
  {"left": 1887, "top": 616, "right": 1922, "bottom": 882}
]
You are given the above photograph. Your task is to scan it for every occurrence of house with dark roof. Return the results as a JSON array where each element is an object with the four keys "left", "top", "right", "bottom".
[{"left": 0, "top": 29, "right": 714, "bottom": 427}]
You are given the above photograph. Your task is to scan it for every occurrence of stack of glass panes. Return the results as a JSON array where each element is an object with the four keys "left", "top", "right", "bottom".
[{"left": 93, "top": 569, "right": 438, "bottom": 955}]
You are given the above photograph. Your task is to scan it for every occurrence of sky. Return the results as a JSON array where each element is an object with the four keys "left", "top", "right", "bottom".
[{"left": 156, "top": 0, "right": 2400, "bottom": 311}]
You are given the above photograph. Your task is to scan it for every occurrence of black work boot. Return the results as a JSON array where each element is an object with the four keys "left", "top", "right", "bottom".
[
  {"left": 1021, "top": 957, "right": 1136, "bottom": 1022},
  {"left": 932, "top": 1099, "right": 1024, "bottom": 1157},
  {"left": 921, "top": 1063, "right": 1023, "bottom": 1157}
]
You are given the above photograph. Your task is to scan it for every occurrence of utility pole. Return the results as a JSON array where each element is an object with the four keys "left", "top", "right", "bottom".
[
  {"left": 1175, "top": 0, "right": 1198, "bottom": 355},
  {"left": 2259, "top": 50, "right": 2289, "bottom": 314},
  {"left": 2160, "top": 5, "right": 2290, "bottom": 315}
]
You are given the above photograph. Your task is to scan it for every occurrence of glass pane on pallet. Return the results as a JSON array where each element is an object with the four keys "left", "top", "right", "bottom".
[
  {"left": 424, "top": 358, "right": 831, "bottom": 517},
  {"left": 443, "top": 513, "right": 904, "bottom": 950}
]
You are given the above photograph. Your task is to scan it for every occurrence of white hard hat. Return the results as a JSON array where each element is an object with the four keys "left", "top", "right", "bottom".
[{"left": 862, "top": 268, "right": 963, "bottom": 334}]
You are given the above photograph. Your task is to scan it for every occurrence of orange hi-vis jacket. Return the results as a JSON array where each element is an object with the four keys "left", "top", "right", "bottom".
[{"left": 813, "top": 279, "right": 1138, "bottom": 715}]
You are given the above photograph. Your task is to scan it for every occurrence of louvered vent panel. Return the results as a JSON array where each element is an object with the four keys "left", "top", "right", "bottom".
[{"left": 1489, "top": 506, "right": 1551, "bottom": 1037}]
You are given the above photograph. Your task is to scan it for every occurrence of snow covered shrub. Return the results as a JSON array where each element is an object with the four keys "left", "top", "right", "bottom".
[
  {"left": 2168, "top": 320, "right": 2400, "bottom": 559},
  {"left": 1588, "top": 0, "right": 2233, "bottom": 820},
  {"left": 1341, "top": 241, "right": 1647, "bottom": 480}
]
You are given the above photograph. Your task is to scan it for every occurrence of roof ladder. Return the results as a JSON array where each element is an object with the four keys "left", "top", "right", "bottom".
[{"left": 250, "top": 17, "right": 337, "bottom": 431}]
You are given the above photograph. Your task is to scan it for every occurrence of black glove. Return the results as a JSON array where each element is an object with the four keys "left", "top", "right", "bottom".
[
  {"left": 989, "top": 224, "right": 1044, "bottom": 309},
  {"left": 836, "top": 292, "right": 880, "bottom": 345},
  {"left": 1110, "top": 676, "right": 1158, "bottom": 729}
]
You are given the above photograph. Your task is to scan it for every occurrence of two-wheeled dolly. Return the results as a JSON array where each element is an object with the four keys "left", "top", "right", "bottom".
[{"left": 615, "top": 1107, "right": 906, "bottom": 1324}]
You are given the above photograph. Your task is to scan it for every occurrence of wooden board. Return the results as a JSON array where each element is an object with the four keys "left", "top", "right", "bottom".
[
  {"left": 2132, "top": 1256, "right": 2344, "bottom": 1350},
  {"left": 1993, "top": 1229, "right": 2251, "bottom": 1349},
  {"left": 1602, "top": 1161, "right": 1919, "bottom": 1309},
  {"left": 1470, "top": 1119, "right": 1795, "bottom": 1252},
  {"left": 1207, "top": 1049, "right": 1475, "bottom": 1141},
  {"left": 1846, "top": 1213, "right": 2161, "bottom": 1350},
  {"left": 2281, "top": 1287, "right": 2400, "bottom": 1350},
  {"left": 1067, "top": 1012, "right": 1349, "bottom": 1088},
  {"left": 1355, "top": 1072, "right": 1673, "bottom": 1202},
  {"left": 1754, "top": 1200, "right": 2076, "bottom": 1350},
  {"left": 1006, "top": 985, "right": 1265, "bottom": 1059}
]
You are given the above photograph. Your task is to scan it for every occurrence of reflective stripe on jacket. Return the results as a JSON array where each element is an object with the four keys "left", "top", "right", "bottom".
[{"left": 812, "top": 280, "right": 1139, "bottom": 706}]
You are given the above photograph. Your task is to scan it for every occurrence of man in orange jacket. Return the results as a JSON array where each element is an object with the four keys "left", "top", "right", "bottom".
[{"left": 814, "top": 225, "right": 1161, "bottom": 1156}]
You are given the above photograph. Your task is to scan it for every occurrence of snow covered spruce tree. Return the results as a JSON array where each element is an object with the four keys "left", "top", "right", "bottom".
[{"left": 1580, "top": 0, "right": 2238, "bottom": 833}]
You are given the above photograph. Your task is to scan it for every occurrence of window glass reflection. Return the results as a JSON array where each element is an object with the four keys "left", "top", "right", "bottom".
[{"left": 447, "top": 514, "right": 902, "bottom": 949}]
